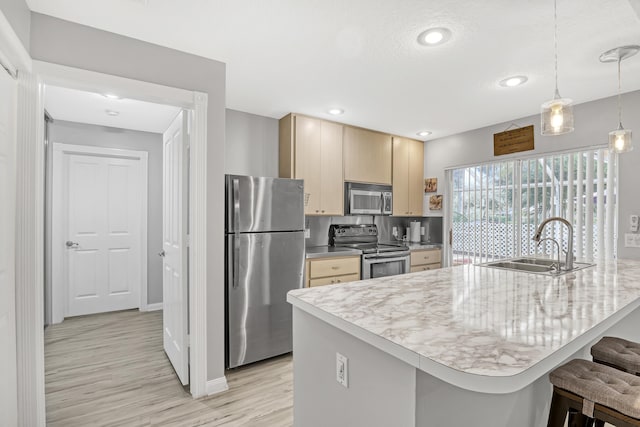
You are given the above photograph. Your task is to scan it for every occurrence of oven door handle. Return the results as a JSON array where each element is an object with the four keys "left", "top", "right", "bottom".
[{"left": 363, "top": 253, "right": 410, "bottom": 262}]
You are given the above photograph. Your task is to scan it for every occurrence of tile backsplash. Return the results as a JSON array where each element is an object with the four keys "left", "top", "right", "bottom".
[{"left": 306, "top": 215, "right": 443, "bottom": 247}]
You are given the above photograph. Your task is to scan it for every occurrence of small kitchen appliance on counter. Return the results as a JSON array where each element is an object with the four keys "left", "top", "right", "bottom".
[{"left": 329, "top": 224, "right": 410, "bottom": 279}]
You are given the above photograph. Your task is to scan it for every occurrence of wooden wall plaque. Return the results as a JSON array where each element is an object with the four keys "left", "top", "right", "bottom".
[{"left": 493, "top": 125, "right": 534, "bottom": 156}]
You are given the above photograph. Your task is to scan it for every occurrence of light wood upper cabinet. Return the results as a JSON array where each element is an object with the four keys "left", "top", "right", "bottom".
[
  {"left": 279, "top": 114, "right": 343, "bottom": 216},
  {"left": 343, "top": 127, "right": 392, "bottom": 185},
  {"left": 393, "top": 137, "right": 424, "bottom": 216}
]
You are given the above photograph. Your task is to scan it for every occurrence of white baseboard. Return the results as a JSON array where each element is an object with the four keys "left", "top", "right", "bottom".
[
  {"left": 141, "top": 303, "right": 163, "bottom": 312},
  {"left": 206, "top": 376, "right": 229, "bottom": 396}
]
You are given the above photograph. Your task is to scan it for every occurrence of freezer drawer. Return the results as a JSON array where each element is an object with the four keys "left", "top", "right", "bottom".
[{"left": 226, "top": 231, "right": 305, "bottom": 368}]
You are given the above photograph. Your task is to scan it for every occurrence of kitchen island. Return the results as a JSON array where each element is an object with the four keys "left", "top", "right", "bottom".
[{"left": 287, "top": 259, "right": 640, "bottom": 427}]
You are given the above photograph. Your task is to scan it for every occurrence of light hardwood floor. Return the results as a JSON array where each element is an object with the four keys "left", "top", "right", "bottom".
[{"left": 45, "top": 310, "right": 293, "bottom": 426}]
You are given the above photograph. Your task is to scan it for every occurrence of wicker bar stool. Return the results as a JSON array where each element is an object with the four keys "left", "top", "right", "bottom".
[
  {"left": 548, "top": 359, "right": 640, "bottom": 427},
  {"left": 592, "top": 337, "right": 640, "bottom": 376}
]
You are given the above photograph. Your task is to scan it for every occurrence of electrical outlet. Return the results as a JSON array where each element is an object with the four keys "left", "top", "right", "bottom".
[
  {"left": 304, "top": 228, "right": 310, "bottom": 239},
  {"left": 631, "top": 215, "right": 639, "bottom": 232},
  {"left": 625, "top": 233, "right": 640, "bottom": 248},
  {"left": 336, "top": 353, "right": 348, "bottom": 388}
]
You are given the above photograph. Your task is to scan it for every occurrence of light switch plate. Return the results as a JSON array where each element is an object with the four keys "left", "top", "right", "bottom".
[
  {"left": 304, "top": 229, "right": 310, "bottom": 239},
  {"left": 624, "top": 233, "right": 640, "bottom": 248}
]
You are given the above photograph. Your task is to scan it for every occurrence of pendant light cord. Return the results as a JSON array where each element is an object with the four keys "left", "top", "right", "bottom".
[
  {"left": 553, "top": 0, "right": 559, "bottom": 98},
  {"left": 617, "top": 57, "right": 623, "bottom": 127}
]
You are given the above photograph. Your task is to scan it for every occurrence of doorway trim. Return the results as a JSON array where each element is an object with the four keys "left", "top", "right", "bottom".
[
  {"left": 16, "top": 60, "right": 210, "bottom": 424},
  {"left": 51, "top": 143, "right": 149, "bottom": 323}
]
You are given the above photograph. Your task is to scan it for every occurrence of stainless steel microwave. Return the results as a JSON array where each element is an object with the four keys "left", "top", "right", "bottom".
[{"left": 345, "top": 182, "right": 393, "bottom": 215}]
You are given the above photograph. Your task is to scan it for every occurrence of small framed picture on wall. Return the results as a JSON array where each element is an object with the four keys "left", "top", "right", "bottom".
[
  {"left": 424, "top": 178, "right": 437, "bottom": 193},
  {"left": 429, "top": 195, "right": 443, "bottom": 210}
]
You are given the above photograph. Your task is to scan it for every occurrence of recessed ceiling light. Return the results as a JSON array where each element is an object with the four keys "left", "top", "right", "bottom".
[
  {"left": 105, "top": 109, "right": 120, "bottom": 116},
  {"left": 417, "top": 28, "right": 452, "bottom": 46},
  {"left": 417, "top": 131, "right": 432, "bottom": 137},
  {"left": 103, "top": 93, "right": 120, "bottom": 100},
  {"left": 499, "top": 75, "right": 528, "bottom": 87},
  {"left": 328, "top": 108, "right": 344, "bottom": 115}
]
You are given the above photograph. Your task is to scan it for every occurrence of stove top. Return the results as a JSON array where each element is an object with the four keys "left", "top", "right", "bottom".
[{"left": 328, "top": 224, "right": 409, "bottom": 253}]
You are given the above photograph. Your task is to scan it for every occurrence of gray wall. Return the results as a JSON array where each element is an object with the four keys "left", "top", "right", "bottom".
[
  {"left": 30, "top": 13, "right": 227, "bottom": 382},
  {"left": 225, "top": 109, "right": 278, "bottom": 177},
  {"left": 0, "top": 0, "right": 29, "bottom": 50},
  {"left": 424, "top": 90, "right": 640, "bottom": 259},
  {"left": 49, "top": 120, "right": 163, "bottom": 304}
]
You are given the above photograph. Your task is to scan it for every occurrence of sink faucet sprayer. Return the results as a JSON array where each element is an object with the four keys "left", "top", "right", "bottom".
[{"left": 532, "top": 217, "right": 574, "bottom": 271}]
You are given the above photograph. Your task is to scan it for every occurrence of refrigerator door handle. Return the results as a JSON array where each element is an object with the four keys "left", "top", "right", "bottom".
[{"left": 233, "top": 178, "right": 240, "bottom": 288}]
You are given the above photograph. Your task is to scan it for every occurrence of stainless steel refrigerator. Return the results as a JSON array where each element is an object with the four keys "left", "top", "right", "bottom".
[{"left": 225, "top": 174, "right": 305, "bottom": 368}]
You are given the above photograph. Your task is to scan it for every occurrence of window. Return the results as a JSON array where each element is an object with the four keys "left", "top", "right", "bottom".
[{"left": 447, "top": 148, "right": 617, "bottom": 265}]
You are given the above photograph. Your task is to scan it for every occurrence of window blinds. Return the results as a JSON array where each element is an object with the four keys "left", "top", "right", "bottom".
[{"left": 449, "top": 148, "right": 616, "bottom": 265}]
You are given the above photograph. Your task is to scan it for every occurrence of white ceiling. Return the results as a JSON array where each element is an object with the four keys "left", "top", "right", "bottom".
[
  {"left": 45, "top": 85, "right": 181, "bottom": 133},
  {"left": 27, "top": 0, "right": 640, "bottom": 140}
]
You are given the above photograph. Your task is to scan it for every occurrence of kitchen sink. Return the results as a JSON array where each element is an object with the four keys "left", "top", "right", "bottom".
[{"left": 479, "top": 257, "right": 594, "bottom": 276}]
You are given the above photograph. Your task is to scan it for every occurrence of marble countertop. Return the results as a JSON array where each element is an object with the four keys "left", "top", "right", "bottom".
[
  {"left": 305, "top": 246, "right": 363, "bottom": 259},
  {"left": 287, "top": 259, "right": 640, "bottom": 393}
]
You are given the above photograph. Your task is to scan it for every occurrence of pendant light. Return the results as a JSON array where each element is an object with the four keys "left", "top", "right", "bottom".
[
  {"left": 599, "top": 45, "right": 640, "bottom": 154},
  {"left": 540, "top": 0, "right": 574, "bottom": 135}
]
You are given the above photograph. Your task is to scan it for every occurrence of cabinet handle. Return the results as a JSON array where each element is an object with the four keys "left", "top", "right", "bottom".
[
  {"left": 316, "top": 210, "right": 320, "bottom": 213},
  {"left": 321, "top": 210, "right": 325, "bottom": 213},
  {"left": 337, "top": 279, "right": 342, "bottom": 283},
  {"left": 331, "top": 266, "right": 339, "bottom": 270}
]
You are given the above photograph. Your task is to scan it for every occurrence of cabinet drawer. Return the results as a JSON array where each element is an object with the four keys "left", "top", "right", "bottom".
[
  {"left": 410, "top": 263, "right": 441, "bottom": 273},
  {"left": 410, "top": 249, "right": 441, "bottom": 266},
  {"left": 309, "top": 256, "right": 360, "bottom": 278},
  {"left": 309, "top": 273, "right": 360, "bottom": 287}
]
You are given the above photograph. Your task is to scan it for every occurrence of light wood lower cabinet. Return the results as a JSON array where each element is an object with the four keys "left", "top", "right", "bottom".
[
  {"left": 310, "top": 273, "right": 360, "bottom": 287},
  {"left": 410, "top": 249, "right": 441, "bottom": 272},
  {"left": 305, "top": 256, "right": 361, "bottom": 288}
]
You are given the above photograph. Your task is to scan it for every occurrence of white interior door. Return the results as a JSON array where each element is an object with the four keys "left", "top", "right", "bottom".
[
  {"left": 60, "top": 150, "right": 143, "bottom": 317},
  {"left": 0, "top": 67, "right": 18, "bottom": 426},
  {"left": 162, "top": 110, "right": 189, "bottom": 385}
]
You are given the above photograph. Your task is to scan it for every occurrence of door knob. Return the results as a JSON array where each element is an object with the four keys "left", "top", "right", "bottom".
[
  {"left": 158, "top": 250, "right": 166, "bottom": 257},
  {"left": 65, "top": 241, "right": 79, "bottom": 248}
]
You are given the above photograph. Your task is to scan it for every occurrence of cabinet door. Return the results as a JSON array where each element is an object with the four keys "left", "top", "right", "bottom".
[
  {"left": 309, "top": 273, "right": 360, "bottom": 287},
  {"left": 344, "top": 127, "right": 392, "bottom": 185},
  {"left": 392, "top": 137, "right": 410, "bottom": 216},
  {"left": 408, "top": 139, "right": 424, "bottom": 216},
  {"left": 320, "top": 121, "right": 344, "bottom": 215},
  {"left": 295, "top": 116, "right": 322, "bottom": 215}
]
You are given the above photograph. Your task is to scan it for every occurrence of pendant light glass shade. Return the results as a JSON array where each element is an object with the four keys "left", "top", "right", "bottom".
[
  {"left": 541, "top": 0, "right": 574, "bottom": 136},
  {"left": 541, "top": 93, "right": 574, "bottom": 135},
  {"left": 609, "top": 127, "right": 633, "bottom": 153}
]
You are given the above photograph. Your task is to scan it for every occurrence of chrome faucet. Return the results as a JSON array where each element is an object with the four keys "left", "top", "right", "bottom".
[{"left": 532, "top": 217, "right": 574, "bottom": 271}]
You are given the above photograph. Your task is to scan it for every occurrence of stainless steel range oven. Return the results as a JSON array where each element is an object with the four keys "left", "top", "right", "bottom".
[{"left": 329, "top": 224, "right": 410, "bottom": 279}]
